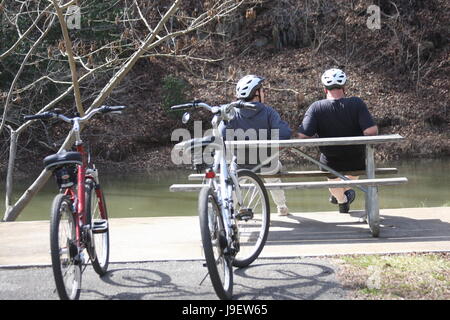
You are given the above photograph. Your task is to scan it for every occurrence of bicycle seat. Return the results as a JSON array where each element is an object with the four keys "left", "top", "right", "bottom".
[{"left": 43, "top": 151, "right": 83, "bottom": 169}]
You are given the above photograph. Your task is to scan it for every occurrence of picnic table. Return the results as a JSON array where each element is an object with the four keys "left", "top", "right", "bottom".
[{"left": 170, "top": 134, "right": 408, "bottom": 237}]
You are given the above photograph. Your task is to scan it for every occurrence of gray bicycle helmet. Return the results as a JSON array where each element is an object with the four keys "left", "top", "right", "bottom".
[
  {"left": 235, "top": 75, "right": 265, "bottom": 100},
  {"left": 321, "top": 68, "right": 347, "bottom": 89}
]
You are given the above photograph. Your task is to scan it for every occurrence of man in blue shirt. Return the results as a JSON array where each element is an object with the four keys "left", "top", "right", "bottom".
[
  {"left": 297, "top": 69, "right": 378, "bottom": 213},
  {"left": 220, "top": 75, "right": 292, "bottom": 215}
]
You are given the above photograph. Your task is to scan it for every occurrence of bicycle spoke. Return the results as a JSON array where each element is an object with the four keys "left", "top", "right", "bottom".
[
  {"left": 232, "top": 170, "right": 270, "bottom": 268},
  {"left": 246, "top": 190, "right": 261, "bottom": 210},
  {"left": 241, "top": 185, "right": 252, "bottom": 202}
]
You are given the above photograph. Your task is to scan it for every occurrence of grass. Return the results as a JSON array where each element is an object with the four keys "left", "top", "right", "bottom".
[{"left": 332, "top": 252, "right": 450, "bottom": 300}]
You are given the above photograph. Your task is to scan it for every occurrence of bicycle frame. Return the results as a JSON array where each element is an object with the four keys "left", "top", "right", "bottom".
[
  {"left": 55, "top": 114, "right": 108, "bottom": 250},
  {"left": 172, "top": 101, "right": 258, "bottom": 252},
  {"left": 206, "top": 114, "right": 243, "bottom": 251},
  {"left": 25, "top": 105, "right": 124, "bottom": 299},
  {"left": 61, "top": 141, "right": 87, "bottom": 247}
]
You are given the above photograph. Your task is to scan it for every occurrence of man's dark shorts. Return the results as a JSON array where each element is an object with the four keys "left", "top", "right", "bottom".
[{"left": 319, "top": 145, "right": 365, "bottom": 177}]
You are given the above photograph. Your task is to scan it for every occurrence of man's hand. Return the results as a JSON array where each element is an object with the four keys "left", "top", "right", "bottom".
[
  {"left": 363, "top": 125, "right": 378, "bottom": 136},
  {"left": 296, "top": 132, "right": 312, "bottom": 139}
]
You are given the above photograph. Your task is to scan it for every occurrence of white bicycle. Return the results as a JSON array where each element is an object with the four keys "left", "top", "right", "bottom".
[{"left": 172, "top": 100, "right": 270, "bottom": 300}]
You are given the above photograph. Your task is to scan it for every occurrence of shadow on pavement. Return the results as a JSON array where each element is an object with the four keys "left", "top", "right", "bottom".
[
  {"left": 268, "top": 211, "right": 450, "bottom": 245},
  {"left": 233, "top": 260, "right": 347, "bottom": 300},
  {"left": 69, "top": 259, "right": 348, "bottom": 300}
]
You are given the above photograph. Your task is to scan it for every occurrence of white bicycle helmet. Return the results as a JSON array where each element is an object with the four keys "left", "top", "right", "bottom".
[
  {"left": 235, "top": 75, "right": 265, "bottom": 100},
  {"left": 321, "top": 68, "right": 347, "bottom": 89}
]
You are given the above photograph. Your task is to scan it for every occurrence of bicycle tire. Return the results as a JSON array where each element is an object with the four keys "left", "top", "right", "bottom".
[
  {"left": 50, "top": 194, "right": 81, "bottom": 300},
  {"left": 198, "top": 186, "right": 233, "bottom": 300},
  {"left": 232, "top": 169, "right": 270, "bottom": 268},
  {"left": 85, "top": 179, "right": 110, "bottom": 276}
]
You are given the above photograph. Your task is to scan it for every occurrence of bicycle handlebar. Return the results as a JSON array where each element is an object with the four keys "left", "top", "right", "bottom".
[
  {"left": 170, "top": 100, "right": 257, "bottom": 113},
  {"left": 99, "top": 105, "right": 127, "bottom": 113},
  {"left": 23, "top": 112, "right": 54, "bottom": 121},
  {"left": 24, "top": 105, "right": 127, "bottom": 123},
  {"left": 170, "top": 100, "right": 203, "bottom": 111}
]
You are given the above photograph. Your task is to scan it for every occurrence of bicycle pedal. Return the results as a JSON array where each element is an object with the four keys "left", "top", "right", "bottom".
[
  {"left": 92, "top": 220, "right": 108, "bottom": 234},
  {"left": 235, "top": 208, "right": 253, "bottom": 221}
]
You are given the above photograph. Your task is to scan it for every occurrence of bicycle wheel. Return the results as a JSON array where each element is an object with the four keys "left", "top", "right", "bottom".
[
  {"left": 198, "top": 186, "right": 233, "bottom": 300},
  {"left": 50, "top": 194, "right": 81, "bottom": 300},
  {"left": 85, "top": 179, "right": 110, "bottom": 276},
  {"left": 232, "top": 169, "right": 270, "bottom": 268}
]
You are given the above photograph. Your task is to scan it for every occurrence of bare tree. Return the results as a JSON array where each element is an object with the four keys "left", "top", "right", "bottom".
[{"left": 2, "top": 0, "right": 247, "bottom": 221}]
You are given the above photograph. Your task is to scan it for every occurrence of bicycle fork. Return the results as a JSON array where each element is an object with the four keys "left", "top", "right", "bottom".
[{"left": 219, "top": 186, "right": 240, "bottom": 256}]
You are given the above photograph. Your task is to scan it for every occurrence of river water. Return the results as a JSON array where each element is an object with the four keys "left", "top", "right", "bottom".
[{"left": 2, "top": 158, "right": 449, "bottom": 221}]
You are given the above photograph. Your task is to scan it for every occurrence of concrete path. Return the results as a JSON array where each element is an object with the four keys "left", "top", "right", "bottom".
[{"left": 1, "top": 207, "right": 449, "bottom": 267}]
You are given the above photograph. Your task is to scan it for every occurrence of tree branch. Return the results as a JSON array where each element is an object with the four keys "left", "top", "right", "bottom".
[
  {"left": 0, "top": 3, "right": 53, "bottom": 61},
  {"left": 51, "top": 0, "right": 84, "bottom": 116},
  {"left": 0, "top": 13, "right": 56, "bottom": 135}
]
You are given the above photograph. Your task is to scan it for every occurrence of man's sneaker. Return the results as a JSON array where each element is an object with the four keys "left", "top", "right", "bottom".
[
  {"left": 329, "top": 195, "right": 338, "bottom": 204},
  {"left": 339, "top": 202, "right": 350, "bottom": 213},
  {"left": 344, "top": 189, "right": 356, "bottom": 205},
  {"left": 329, "top": 189, "right": 356, "bottom": 205},
  {"left": 277, "top": 206, "right": 289, "bottom": 216}
]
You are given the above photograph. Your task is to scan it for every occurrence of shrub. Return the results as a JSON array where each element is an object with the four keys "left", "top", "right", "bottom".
[{"left": 162, "top": 75, "right": 190, "bottom": 118}]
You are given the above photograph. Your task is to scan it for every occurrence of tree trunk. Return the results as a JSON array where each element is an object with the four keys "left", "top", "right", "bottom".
[
  {"left": 4, "top": 129, "right": 18, "bottom": 219},
  {"left": 3, "top": 170, "right": 53, "bottom": 222},
  {"left": 3, "top": 131, "right": 76, "bottom": 222}
]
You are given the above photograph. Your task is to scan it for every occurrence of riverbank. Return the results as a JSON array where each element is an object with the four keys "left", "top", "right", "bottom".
[{"left": 7, "top": 143, "right": 450, "bottom": 181}]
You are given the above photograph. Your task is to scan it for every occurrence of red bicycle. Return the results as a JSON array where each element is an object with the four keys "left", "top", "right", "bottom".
[{"left": 24, "top": 105, "right": 126, "bottom": 300}]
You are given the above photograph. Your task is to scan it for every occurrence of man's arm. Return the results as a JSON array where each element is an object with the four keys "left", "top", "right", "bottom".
[
  {"left": 363, "top": 125, "right": 378, "bottom": 136},
  {"left": 297, "top": 105, "right": 317, "bottom": 139},
  {"left": 268, "top": 108, "right": 292, "bottom": 139},
  {"left": 357, "top": 98, "right": 377, "bottom": 136},
  {"left": 297, "top": 132, "right": 313, "bottom": 139}
]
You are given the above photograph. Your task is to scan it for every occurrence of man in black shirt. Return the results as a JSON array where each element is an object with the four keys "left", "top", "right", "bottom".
[{"left": 297, "top": 68, "right": 378, "bottom": 213}]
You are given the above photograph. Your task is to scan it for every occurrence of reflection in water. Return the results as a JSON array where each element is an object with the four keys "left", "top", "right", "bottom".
[{"left": 3, "top": 159, "right": 449, "bottom": 221}]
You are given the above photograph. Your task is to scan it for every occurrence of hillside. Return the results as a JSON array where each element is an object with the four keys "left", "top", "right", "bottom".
[{"left": 2, "top": 0, "right": 449, "bottom": 175}]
